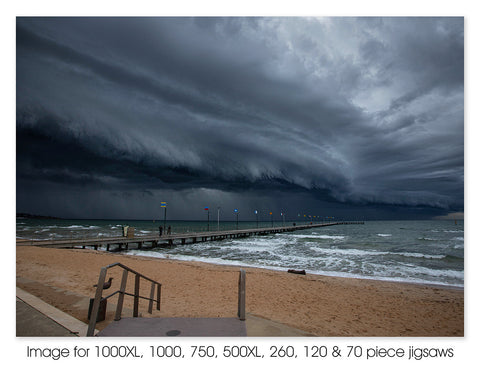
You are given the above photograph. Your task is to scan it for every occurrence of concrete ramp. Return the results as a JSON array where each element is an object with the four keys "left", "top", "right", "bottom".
[{"left": 97, "top": 317, "right": 247, "bottom": 337}]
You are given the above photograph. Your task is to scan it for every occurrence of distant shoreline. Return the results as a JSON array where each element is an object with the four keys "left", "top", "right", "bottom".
[{"left": 16, "top": 213, "right": 62, "bottom": 220}]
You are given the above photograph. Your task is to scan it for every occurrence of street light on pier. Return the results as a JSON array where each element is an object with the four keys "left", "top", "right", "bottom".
[
  {"left": 255, "top": 210, "right": 258, "bottom": 228},
  {"left": 217, "top": 207, "right": 220, "bottom": 231},
  {"left": 204, "top": 207, "right": 210, "bottom": 231},
  {"left": 234, "top": 208, "right": 239, "bottom": 230},
  {"left": 270, "top": 212, "right": 273, "bottom": 228},
  {"left": 161, "top": 202, "right": 167, "bottom": 234}
]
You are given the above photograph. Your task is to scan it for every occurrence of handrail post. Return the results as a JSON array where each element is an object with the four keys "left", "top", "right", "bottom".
[
  {"left": 148, "top": 282, "right": 156, "bottom": 314},
  {"left": 237, "top": 269, "right": 246, "bottom": 321},
  {"left": 133, "top": 273, "right": 140, "bottom": 317},
  {"left": 157, "top": 284, "right": 161, "bottom": 311},
  {"left": 114, "top": 269, "right": 128, "bottom": 321},
  {"left": 89, "top": 263, "right": 162, "bottom": 333},
  {"left": 87, "top": 267, "right": 107, "bottom": 336}
]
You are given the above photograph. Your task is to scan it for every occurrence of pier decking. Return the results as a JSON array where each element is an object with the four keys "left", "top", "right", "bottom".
[{"left": 17, "top": 222, "right": 364, "bottom": 252}]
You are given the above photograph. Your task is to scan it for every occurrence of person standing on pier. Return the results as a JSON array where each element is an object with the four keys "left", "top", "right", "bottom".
[
  {"left": 167, "top": 226, "right": 171, "bottom": 235},
  {"left": 159, "top": 226, "right": 163, "bottom": 236}
]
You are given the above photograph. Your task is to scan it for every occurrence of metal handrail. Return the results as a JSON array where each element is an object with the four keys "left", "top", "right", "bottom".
[{"left": 87, "top": 262, "right": 162, "bottom": 336}]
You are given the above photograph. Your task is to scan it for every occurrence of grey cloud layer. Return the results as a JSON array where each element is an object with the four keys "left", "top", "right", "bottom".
[{"left": 16, "top": 17, "right": 464, "bottom": 218}]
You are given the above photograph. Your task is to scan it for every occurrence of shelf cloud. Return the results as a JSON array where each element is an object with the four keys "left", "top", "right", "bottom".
[{"left": 16, "top": 17, "right": 464, "bottom": 220}]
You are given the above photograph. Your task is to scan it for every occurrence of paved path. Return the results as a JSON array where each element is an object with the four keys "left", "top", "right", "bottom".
[
  {"left": 16, "top": 298, "right": 77, "bottom": 337},
  {"left": 16, "top": 287, "right": 93, "bottom": 337},
  {"left": 97, "top": 317, "right": 247, "bottom": 337}
]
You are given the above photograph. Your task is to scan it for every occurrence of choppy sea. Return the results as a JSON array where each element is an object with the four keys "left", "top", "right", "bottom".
[{"left": 16, "top": 219, "right": 464, "bottom": 288}]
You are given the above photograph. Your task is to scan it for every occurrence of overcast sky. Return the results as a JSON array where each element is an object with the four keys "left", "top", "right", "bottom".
[{"left": 16, "top": 17, "right": 464, "bottom": 221}]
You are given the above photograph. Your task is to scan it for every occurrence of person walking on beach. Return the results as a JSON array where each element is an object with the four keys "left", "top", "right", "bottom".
[{"left": 159, "top": 226, "right": 163, "bottom": 236}]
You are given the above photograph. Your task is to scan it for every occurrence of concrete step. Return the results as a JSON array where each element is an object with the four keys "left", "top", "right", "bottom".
[{"left": 97, "top": 317, "right": 247, "bottom": 337}]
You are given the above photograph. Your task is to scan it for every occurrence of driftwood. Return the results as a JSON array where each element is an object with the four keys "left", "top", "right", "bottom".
[{"left": 288, "top": 269, "right": 306, "bottom": 275}]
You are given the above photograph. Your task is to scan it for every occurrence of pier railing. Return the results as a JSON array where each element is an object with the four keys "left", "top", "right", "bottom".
[{"left": 87, "top": 262, "right": 162, "bottom": 336}]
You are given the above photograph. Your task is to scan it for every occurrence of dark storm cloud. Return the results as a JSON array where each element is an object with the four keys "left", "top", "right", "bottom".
[{"left": 16, "top": 17, "right": 464, "bottom": 219}]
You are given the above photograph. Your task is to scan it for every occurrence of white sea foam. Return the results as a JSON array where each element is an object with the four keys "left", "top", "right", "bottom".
[
  {"left": 397, "top": 252, "right": 445, "bottom": 259},
  {"left": 290, "top": 234, "right": 345, "bottom": 240},
  {"left": 377, "top": 233, "right": 392, "bottom": 237},
  {"left": 309, "top": 246, "right": 390, "bottom": 257},
  {"left": 35, "top": 228, "right": 51, "bottom": 233},
  {"left": 123, "top": 247, "right": 463, "bottom": 288},
  {"left": 59, "top": 225, "right": 99, "bottom": 229},
  {"left": 395, "top": 262, "right": 464, "bottom": 279}
]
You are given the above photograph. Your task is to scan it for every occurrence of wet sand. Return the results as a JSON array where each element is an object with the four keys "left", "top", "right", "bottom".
[{"left": 16, "top": 245, "right": 464, "bottom": 336}]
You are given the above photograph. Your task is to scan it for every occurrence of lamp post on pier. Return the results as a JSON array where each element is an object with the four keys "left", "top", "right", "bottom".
[
  {"left": 217, "top": 207, "right": 220, "bottom": 231},
  {"left": 255, "top": 210, "right": 258, "bottom": 228},
  {"left": 204, "top": 207, "right": 210, "bottom": 231},
  {"left": 161, "top": 202, "right": 167, "bottom": 234},
  {"left": 234, "top": 208, "right": 239, "bottom": 230}
]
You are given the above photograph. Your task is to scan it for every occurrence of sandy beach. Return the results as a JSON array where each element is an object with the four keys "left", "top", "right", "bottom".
[{"left": 16, "top": 245, "right": 463, "bottom": 336}]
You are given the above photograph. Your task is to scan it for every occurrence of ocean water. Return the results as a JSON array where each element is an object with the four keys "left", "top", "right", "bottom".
[{"left": 16, "top": 219, "right": 464, "bottom": 287}]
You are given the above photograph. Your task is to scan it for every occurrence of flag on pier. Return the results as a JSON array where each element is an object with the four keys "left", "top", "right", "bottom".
[{"left": 161, "top": 202, "right": 167, "bottom": 208}]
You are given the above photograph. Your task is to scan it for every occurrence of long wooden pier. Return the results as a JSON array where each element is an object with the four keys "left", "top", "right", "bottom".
[{"left": 17, "top": 222, "right": 364, "bottom": 252}]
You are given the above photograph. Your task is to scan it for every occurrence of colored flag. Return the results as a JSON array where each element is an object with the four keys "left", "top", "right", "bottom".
[
  {"left": 161, "top": 202, "right": 167, "bottom": 208},
  {"left": 204, "top": 207, "right": 209, "bottom": 211}
]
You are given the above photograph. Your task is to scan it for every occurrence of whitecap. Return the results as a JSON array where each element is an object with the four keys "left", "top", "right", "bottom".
[
  {"left": 291, "top": 234, "right": 345, "bottom": 240},
  {"left": 397, "top": 252, "right": 445, "bottom": 259},
  {"left": 309, "top": 246, "right": 390, "bottom": 257}
]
